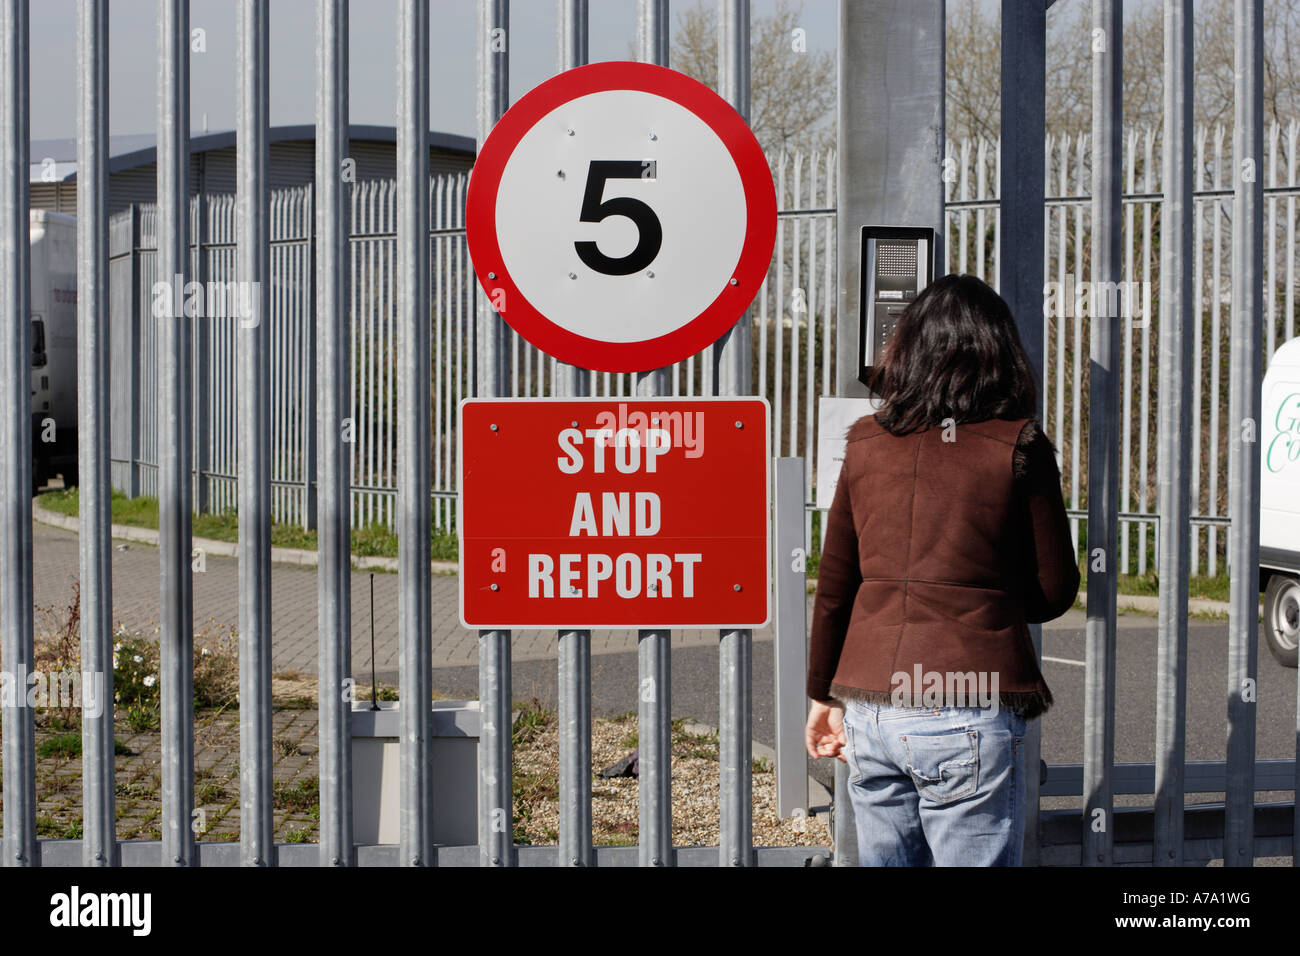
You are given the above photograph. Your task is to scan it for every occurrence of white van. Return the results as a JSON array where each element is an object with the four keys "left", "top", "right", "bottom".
[
  {"left": 29, "top": 210, "right": 79, "bottom": 493},
  {"left": 1261, "top": 335, "right": 1300, "bottom": 667}
]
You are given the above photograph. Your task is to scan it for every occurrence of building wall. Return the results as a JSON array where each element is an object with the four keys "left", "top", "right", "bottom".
[{"left": 29, "top": 138, "right": 473, "bottom": 215}]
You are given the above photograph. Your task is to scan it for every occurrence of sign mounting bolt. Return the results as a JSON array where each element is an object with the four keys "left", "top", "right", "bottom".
[
  {"left": 490, "top": 583, "right": 499, "bottom": 592},
  {"left": 568, "top": 272, "right": 577, "bottom": 280},
  {"left": 571, "top": 420, "right": 578, "bottom": 427},
  {"left": 734, "top": 420, "right": 743, "bottom": 429},
  {"left": 733, "top": 584, "right": 742, "bottom": 592},
  {"left": 488, "top": 271, "right": 496, "bottom": 280},
  {"left": 490, "top": 423, "right": 498, "bottom": 431},
  {"left": 649, "top": 131, "right": 657, "bottom": 141},
  {"left": 729, "top": 277, "right": 738, "bottom": 286},
  {"left": 567, "top": 127, "right": 575, "bottom": 136},
  {"left": 646, "top": 270, "right": 654, "bottom": 278}
]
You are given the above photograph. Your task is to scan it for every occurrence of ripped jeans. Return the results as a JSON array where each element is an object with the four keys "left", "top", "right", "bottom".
[{"left": 840, "top": 699, "right": 1028, "bottom": 866}]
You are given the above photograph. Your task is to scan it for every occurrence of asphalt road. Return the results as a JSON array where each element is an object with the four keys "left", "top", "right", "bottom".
[{"left": 424, "top": 610, "right": 1299, "bottom": 805}]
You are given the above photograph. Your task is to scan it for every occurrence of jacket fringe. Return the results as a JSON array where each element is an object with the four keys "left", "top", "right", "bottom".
[{"left": 828, "top": 680, "right": 1054, "bottom": 720}]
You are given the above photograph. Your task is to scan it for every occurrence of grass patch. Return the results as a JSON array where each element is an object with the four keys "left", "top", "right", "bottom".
[
  {"left": 37, "top": 733, "right": 131, "bottom": 758},
  {"left": 511, "top": 699, "right": 554, "bottom": 748},
  {"left": 38, "top": 488, "right": 458, "bottom": 561},
  {"left": 273, "top": 776, "right": 319, "bottom": 812},
  {"left": 1113, "top": 570, "right": 1233, "bottom": 603}
]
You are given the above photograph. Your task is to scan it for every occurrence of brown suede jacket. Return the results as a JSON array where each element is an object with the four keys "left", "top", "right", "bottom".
[{"left": 807, "top": 414, "right": 1080, "bottom": 719}]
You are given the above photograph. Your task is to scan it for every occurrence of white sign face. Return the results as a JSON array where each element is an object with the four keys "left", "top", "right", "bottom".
[
  {"left": 816, "top": 397, "right": 880, "bottom": 507},
  {"left": 495, "top": 90, "right": 747, "bottom": 344},
  {"left": 467, "top": 61, "right": 776, "bottom": 373}
]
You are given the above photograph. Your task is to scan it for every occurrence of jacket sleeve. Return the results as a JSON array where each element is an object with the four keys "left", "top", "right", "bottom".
[
  {"left": 1014, "top": 421, "right": 1081, "bottom": 623},
  {"left": 807, "top": 459, "right": 863, "bottom": 701}
]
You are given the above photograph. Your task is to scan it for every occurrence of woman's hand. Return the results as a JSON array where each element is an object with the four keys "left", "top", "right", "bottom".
[{"left": 805, "top": 699, "right": 847, "bottom": 763}]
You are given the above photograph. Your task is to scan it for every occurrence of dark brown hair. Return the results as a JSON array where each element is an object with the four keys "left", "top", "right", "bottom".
[{"left": 869, "top": 273, "right": 1038, "bottom": 436}]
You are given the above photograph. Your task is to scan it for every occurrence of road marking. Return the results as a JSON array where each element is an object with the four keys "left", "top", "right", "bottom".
[{"left": 1042, "top": 655, "right": 1086, "bottom": 667}]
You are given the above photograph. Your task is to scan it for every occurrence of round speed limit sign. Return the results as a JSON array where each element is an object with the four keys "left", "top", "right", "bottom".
[{"left": 466, "top": 61, "right": 777, "bottom": 373}]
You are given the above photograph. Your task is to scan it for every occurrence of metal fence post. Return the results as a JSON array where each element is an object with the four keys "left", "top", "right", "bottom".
[
  {"left": 397, "top": 0, "right": 433, "bottom": 866},
  {"left": 1154, "top": 0, "right": 1194, "bottom": 867},
  {"left": 716, "top": 0, "right": 754, "bottom": 869},
  {"left": 634, "top": 0, "right": 674, "bottom": 868},
  {"left": 773, "top": 458, "right": 808, "bottom": 820},
  {"left": 316, "top": 0, "right": 354, "bottom": 867},
  {"left": 192, "top": 179, "right": 210, "bottom": 515},
  {"left": 157, "top": 0, "right": 195, "bottom": 868},
  {"left": 77, "top": 0, "right": 116, "bottom": 868},
  {"left": 999, "top": 0, "right": 1046, "bottom": 867},
  {"left": 0, "top": 0, "right": 35, "bottom": 869},
  {"left": 1224, "top": 0, "right": 1263, "bottom": 867},
  {"left": 1083, "top": 0, "right": 1122, "bottom": 867},
  {"left": 476, "top": 0, "right": 515, "bottom": 869},
  {"left": 832, "top": 0, "right": 944, "bottom": 866},
  {"left": 303, "top": 185, "right": 317, "bottom": 532},
  {"left": 555, "top": 0, "right": 594, "bottom": 870},
  {"left": 236, "top": 0, "right": 274, "bottom": 867}
]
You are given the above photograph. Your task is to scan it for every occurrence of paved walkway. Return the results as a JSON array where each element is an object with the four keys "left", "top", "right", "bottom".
[{"left": 32, "top": 522, "right": 784, "bottom": 683}]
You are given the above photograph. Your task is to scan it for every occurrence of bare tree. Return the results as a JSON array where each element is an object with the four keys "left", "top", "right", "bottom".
[
  {"left": 670, "top": 0, "right": 835, "bottom": 155},
  {"left": 946, "top": 0, "right": 1300, "bottom": 142}
]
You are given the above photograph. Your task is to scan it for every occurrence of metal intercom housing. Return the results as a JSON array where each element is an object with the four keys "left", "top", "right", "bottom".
[{"left": 858, "top": 225, "right": 936, "bottom": 390}]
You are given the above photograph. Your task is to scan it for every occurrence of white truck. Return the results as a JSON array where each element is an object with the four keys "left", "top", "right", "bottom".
[
  {"left": 29, "top": 210, "right": 79, "bottom": 494},
  {"left": 1261, "top": 335, "right": 1300, "bottom": 667}
]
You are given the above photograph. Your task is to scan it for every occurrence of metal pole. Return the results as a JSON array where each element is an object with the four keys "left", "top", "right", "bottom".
[
  {"left": 835, "top": 0, "right": 945, "bottom": 400},
  {"left": 633, "top": 0, "right": 673, "bottom": 867},
  {"left": 236, "top": 0, "right": 273, "bottom": 867},
  {"left": 999, "top": 0, "right": 1045, "bottom": 866},
  {"left": 397, "top": 0, "right": 433, "bottom": 866},
  {"left": 316, "top": 0, "right": 353, "bottom": 867},
  {"left": 832, "top": 0, "right": 944, "bottom": 866},
  {"left": 715, "top": 0, "right": 753, "bottom": 868},
  {"left": 77, "top": 0, "right": 115, "bottom": 868},
  {"left": 1082, "top": 0, "right": 1122, "bottom": 867},
  {"left": 773, "top": 459, "right": 808, "bottom": 818},
  {"left": 0, "top": 0, "right": 34, "bottom": 868},
  {"left": 1224, "top": 0, "right": 1263, "bottom": 867},
  {"left": 157, "top": 0, "right": 195, "bottom": 867},
  {"left": 1154, "top": 0, "right": 1194, "bottom": 867},
  {"left": 555, "top": 0, "right": 594, "bottom": 869},
  {"left": 476, "top": 0, "right": 515, "bottom": 868},
  {"left": 553, "top": 0, "right": 589, "bottom": 402}
]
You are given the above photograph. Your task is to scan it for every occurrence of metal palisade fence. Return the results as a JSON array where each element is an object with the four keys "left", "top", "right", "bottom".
[
  {"left": 108, "top": 119, "right": 1300, "bottom": 577},
  {"left": 0, "top": 0, "right": 1291, "bottom": 869}
]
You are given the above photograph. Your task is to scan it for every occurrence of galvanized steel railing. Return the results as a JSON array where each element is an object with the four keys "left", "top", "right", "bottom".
[{"left": 0, "top": 0, "right": 1292, "bottom": 868}]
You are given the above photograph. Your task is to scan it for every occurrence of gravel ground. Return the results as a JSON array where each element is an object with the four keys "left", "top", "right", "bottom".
[{"left": 511, "top": 705, "right": 830, "bottom": 848}]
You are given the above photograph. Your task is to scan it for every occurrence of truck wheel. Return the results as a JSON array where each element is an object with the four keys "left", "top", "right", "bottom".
[{"left": 1263, "top": 574, "right": 1300, "bottom": 668}]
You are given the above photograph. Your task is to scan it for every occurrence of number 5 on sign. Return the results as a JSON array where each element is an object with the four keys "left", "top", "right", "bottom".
[
  {"left": 467, "top": 61, "right": 776, "bottom": 374},
  {"left": 575, "top": 160, "right": 663, "bottom": 276}
]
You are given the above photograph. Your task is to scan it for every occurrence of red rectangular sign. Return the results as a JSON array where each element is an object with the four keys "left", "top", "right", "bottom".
[{"left": 459, "top": 398, "right": 770, "bottom": 629}]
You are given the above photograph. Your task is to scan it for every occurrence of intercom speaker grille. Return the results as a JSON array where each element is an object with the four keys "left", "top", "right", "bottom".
[{"left": 876, "top": 241, "right": 918, "bottom": 278}]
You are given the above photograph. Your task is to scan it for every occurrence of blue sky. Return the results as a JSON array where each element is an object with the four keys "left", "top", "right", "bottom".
[{"left": 28, "top": 0, "right": 842, "bottom": 141}]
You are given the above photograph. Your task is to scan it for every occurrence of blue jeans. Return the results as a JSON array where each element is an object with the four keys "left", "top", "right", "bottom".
[{"left": 840, "top": 699, "right": 1028, "bottom": 866}]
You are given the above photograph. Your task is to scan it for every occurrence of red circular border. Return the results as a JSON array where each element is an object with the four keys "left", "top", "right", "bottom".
[{"left": 466, "top": 61, "right": 777, "bottom": 373}]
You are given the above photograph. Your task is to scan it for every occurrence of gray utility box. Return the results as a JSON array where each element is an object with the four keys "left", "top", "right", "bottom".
[{"left": 350, "top": 700, "right": 481, "bottom": 846}]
